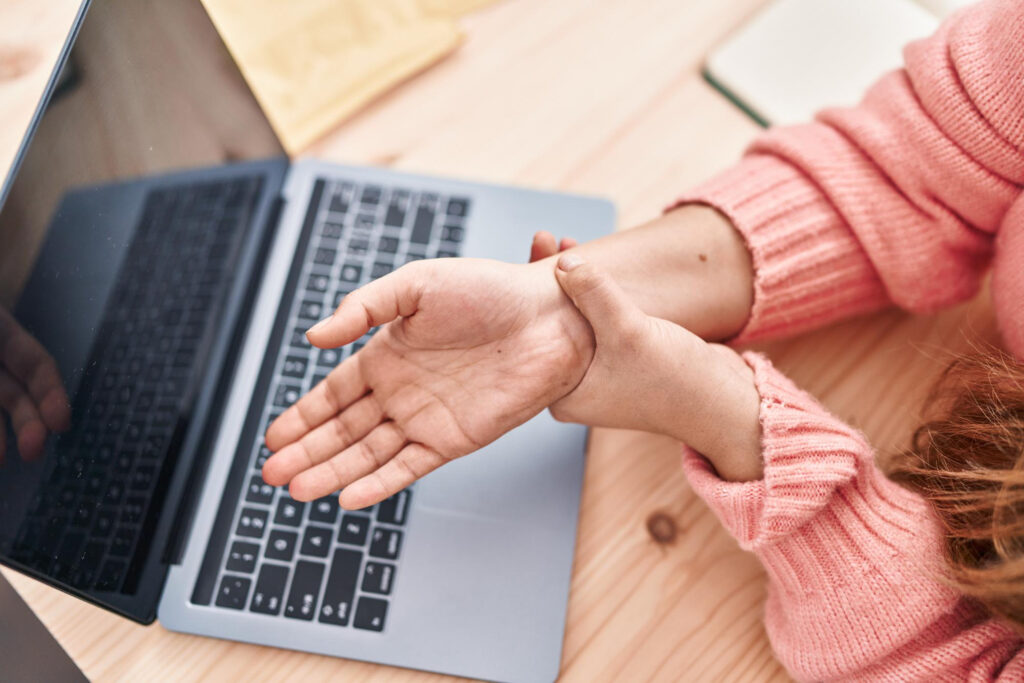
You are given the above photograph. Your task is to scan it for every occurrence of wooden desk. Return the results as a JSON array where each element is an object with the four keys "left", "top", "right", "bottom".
[
  {"left": 0, "top": 0, "right": 83, "bottom": 201},
  {"left": 0, "top": 0, "right": 999, "bottom": 680}
]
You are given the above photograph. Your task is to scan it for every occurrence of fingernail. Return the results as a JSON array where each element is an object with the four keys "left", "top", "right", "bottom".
[
  {"left": 558, "top": 253, "right": 584, "bottom": 272},
  {"left": 307, "top": 316, "right": 332, "bottom": 334}
]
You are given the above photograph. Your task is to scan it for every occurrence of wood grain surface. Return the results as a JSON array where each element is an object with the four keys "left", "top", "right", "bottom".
[
  {"left": 0, "top": 0, "right": 82, "bottom": 202},
  {"left": 0, "top": 0, "right": 998, "bottom": 681}
]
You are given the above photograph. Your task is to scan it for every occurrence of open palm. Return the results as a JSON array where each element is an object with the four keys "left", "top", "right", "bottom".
[{"left": 262, "top": 258, "right": 594, "bottom": 509}]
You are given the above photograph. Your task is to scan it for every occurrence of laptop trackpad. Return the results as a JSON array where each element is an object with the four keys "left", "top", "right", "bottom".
[{"left": 414, "top": 412, "right": 587, "bottom": 520}]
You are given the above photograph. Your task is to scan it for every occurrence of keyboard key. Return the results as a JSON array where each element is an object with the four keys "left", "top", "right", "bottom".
[
  {"left": 319, "top": 548, "right": 362, "bottom": 626},
  {"left": 245, "top": 475, "right": 275, "bottom": 504},
  {"left": 226, "top": 541, "right": 260, "bottom": 573},
  {"left": 301, "top": 525, "right": 332, "bottom": 558},
  {"left": 347, "top": 238, "right": 369, "bottom": 255},
  {"left": 250, "top": 563, "right": 289, "bottom": 615},
  {"left": 102, "top": 481, "right": 124, "bottom": 507},
  {"left": 216, "top": 575, "right": 251, "bottom": 609},
  {"left": 445, "top": 197, "right": 469, "bottom": 217},
  {"left": 110, "top": 527, "right": 134, "bottom": 556},
  {"left": 307, "top": 274, "right": 330, "bottom": 292},
  {"left": 370, "top": 262, "right": 393, "bottom": 278},
  {"left": 72, "top": 541, "right": 105, "bottom": 589},
  {"left": 284, "top": 560, "right": 325, "bottom": 621},
  {"left": 265, "top": 529, "right": 297, "bottom": 562},
  {"left": 436, "top": 250, "right": 458, "bottom": 258},
  {"left": 321, "top": 221, "right": 344, "bottom": 239},
  {"left": 313, "top": 247, "right": 337, "bottom": 265},
  {"left": 289, "top": 328, "right": 312, "bottom": 350},
  {"left": 121, "top": 497, "right": 146, "bottom": 524},
  {"left": 281, "top": 355, "right": 308, "bottom": 378},
  {"left": 361, "top": 562, "right": 395, "bottom": 595},
  {"left": 353, "top": 596, "right": 388, "bottom": 632},
  {"left": 332, "top": 290, "right": 350, "bottom": 308},
  {"left": 236, "top": 508, "right": 269, "bottom": 538},
  {"left": 355, "top": 214, "right": 376, "bottom": 231},
  {"left": 130, "top": 465, "right": 156, "bottom": 491},
  {"left": 378, "top": 236, "right": 399, "bottom": 254},
  {"left": 71, "top": 500, "right": 98, "bottom": 528},
  {"left": 369, "top": 527, "right": 402, "bottom": 559},
  {"left": 254, "top": 445, "right": 272, "bottom": 470},
  {"left": 384, "top": 203, "right": 406, "bottom": 228},
  {"left": 275, "top": 497, "right": 306, "bottom": 526},
  {"left": 318, "top": 348, "right": 341, "bottom": 367},
  {"left": 340, "top": 264, "right": 362, "bottom": 283},
  {"left": 125, "top": 420, "right": 145, "bottom": 443},
  {"left": 309, "top": 496, "right": 340, "bottom": 525},
  {"left": 338, "top": 514, "right": 370, "bottom": 546},
  {"left": 328, "top": 194, "right": 348, "bottom": 214},
  {"left": 273, "top": 383, "right": 301, "bottom": 408},
  {"left": 411, "top": 205, "right": 434, "bottom": 244},
  {"left": 95, "top": 559, "right": 127, "bottom": 592},
  {"left": 442, "top": 225, "right": 464, "bottom": 243},
  {"left": 376, "top": 490, "right": 411, "bottom": 526},
  {"left": 93, "top": 508, "right": 117, "bottom": 537},
  {"left": 360, "top": 186, "right": 382, "bottom": 205},
  {"left": 53, "top": 531, "right": 85, "bottom": 582}
]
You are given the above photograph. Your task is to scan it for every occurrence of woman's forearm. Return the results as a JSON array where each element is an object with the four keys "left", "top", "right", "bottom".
[{"left": 569, "top": 205, "right": 754, "bottom": 341}]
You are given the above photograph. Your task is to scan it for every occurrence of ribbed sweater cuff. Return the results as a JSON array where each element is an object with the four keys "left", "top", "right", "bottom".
[
  {"left": 682, "top": 353, "right": 961, "bottom": 678},
  {"left": 669, "top": 155, "right": 891, "bottom": 344},
  {"left": 681, "top": 352, "right": 863, "bottom": 551}
]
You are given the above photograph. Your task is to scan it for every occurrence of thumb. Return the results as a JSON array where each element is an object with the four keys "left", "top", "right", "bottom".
[
  {"left": 306, "top": 262, "right": 425, "bottom": 348},
  {"left": 554, "top": 254, "right": 640, "bottom": 333}
]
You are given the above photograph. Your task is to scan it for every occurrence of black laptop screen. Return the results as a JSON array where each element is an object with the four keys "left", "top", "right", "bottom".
[{"left": 0, "top": 0, "right": 283, "bottom": 620}]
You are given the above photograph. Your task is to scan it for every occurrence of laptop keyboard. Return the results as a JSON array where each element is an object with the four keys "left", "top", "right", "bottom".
[
  {"left": 195, "top": 178, "right": 469, "bottom": 633},
  {"left": 10, "top": 176, "right": 262, "bottom": 593}
]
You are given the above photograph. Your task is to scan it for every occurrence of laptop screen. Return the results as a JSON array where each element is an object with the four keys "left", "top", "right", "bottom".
[{"left": 0, "top": 0, "right": 283, "bottom": 619}]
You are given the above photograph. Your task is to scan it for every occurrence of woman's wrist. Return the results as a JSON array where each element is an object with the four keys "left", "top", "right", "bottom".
[
  {"left": 526, "top": 256, "right": 597, "bottom": 395},
  {"left": 570, "top": 204, "right": 754, "bottom": 341},
  {"left": 658, "top": 343, "right": 763, "bottom": 482}
]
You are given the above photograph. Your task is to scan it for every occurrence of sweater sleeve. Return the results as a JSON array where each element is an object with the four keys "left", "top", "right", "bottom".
[
  {"left": 673, "top": 0, "right": 1024, "bottom": 343},
  {"left": 682, "top": 353, "right": 1024, "bottom": 681}
]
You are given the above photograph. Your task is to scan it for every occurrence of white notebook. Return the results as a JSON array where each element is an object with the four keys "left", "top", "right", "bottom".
[{"left": 705, "top": 0, "right": 977, "bottom": 126}]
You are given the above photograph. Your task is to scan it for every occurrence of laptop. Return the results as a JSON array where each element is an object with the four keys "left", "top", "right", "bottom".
[{"left": 0, "top": 1, "right": 615, "bottom": 681}]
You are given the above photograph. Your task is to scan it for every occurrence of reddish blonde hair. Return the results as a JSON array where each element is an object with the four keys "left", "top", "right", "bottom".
[{"left": 886, "top": 349, "right": 1024, "bottom": 629}]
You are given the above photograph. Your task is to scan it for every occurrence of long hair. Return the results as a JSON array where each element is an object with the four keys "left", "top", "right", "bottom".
[{"left": 886, "top": 348, "right": 1024, "bottom": 629}]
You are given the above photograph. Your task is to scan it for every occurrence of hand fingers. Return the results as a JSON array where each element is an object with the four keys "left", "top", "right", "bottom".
[
  {"left": 265, "top": 355, "right": 368, "bottom": 451},
  {"left": 263, "top": 394, "right": 383, "bottom": 486},
  {"left": 0, "top": 311, "right": 69, "bottom": 431},
  {"left": 530, "top": 231, "right": 557, "bottom": 262},
  {"left": 529, "top": 232, "right": 577, "bottom": 262},
  {"left": 305, "top": 263, "right": 425, "bottom": 349},
  {"left": 339, "top": 443, "right": 447, "bottom": 509},
  {"left": 554, "top": 254, "right": 640, "bottom": 334},
  {"left": 288, "top": 421, "right": 407, "bottom": 501},
  {"left": 0, "top": 368, "right": 49, "bottom": 461}
]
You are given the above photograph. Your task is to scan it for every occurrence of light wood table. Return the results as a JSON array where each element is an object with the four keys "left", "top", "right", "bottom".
[
  {"left": 0, "top": 0, "right": 999, "bottom": 681},
  {"left": 0, "top": 0, "right": 83, "bottom": 198}
]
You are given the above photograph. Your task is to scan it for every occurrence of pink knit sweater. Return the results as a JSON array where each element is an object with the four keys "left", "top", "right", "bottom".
[{"left": 675, "top": 1, "right": 1024, "bottom": 680}]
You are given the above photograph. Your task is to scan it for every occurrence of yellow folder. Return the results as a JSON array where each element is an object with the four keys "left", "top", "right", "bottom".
[{"left": 201, "top": 0, "right": 494, "bottom": 154}]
